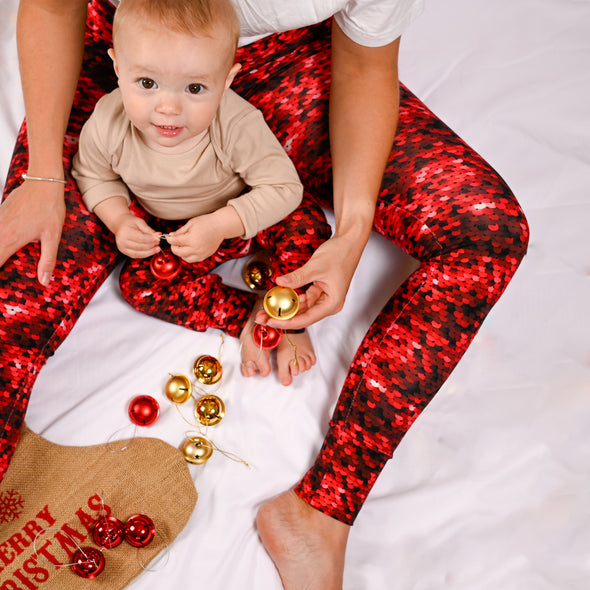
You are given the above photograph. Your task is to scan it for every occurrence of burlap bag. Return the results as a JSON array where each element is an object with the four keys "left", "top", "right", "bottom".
[{"left": 0, "top": 424, "right": 197, "bottom": 589}]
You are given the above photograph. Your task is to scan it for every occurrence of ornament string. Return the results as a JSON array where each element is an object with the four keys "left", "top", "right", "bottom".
[
  {"left": 98, "top": 489, "right": 107, "bottom": 517},
  {"left": 252, "top": 324, "right": 264, "bottom": 363},
  {"left": 167, "top": 333, "right": 250, "bottom": 467},
  {"left": 284, "top": 331, "right": 299, "bottom": 368},
  {"left": 106, "top": 423, "right": 138, "bottom": 453},
  {"left": 190, "top": 333, "right": 225, "bottom": 396},
  {"left": 94, "top": 492, "right": 171, "bottom": 571},
  {"left": 192, "top": 378, "right": 223, "bottom": 398},
  {"left": 241, "top": 324, "right": 299, "bottom": 367},
  {"left": 168, "top": 372, "right": 223, "bottom": 400},
  {"left": 183, "top": 429, "right": 250, "bottom": 468},
  {"left": 174, "top": 406, "right": 250, "bottom": 468},
  {"left": 133, "top": 509, "right": 170, "bottom": 571},
  {"left": 137, "top": 526, "right": 170, "bottom": 571},
  {"left": 33, "top": 527, "right": 102, "bottom": 568}
]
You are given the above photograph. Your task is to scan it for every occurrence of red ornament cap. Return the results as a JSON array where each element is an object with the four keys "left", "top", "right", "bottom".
[
  {"left": 128, "top": 395, "right": 160, "bottom": 426},
  {"left": 92, "top": 516, "right": 124, "bottom": 549},
  {"left": 150, "top": 250, "right": 182, "bottom": 280},
  {"left": 124, "top": 514, "right": 156, "bottom": 547},
  {"left": 71, "top": 547, "right": 105, "bottom": 578},
  {"left": 252, "top": 324, "right": 282, "bottom": 349}
]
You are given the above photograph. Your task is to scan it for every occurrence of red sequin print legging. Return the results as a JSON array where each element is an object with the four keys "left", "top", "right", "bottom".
[{"left": 0, "top": 1, "right": 529, "bottom": 527}]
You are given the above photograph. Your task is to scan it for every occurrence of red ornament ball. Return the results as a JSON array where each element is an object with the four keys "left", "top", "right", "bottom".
[
  {"left": 71, "top": 547, "right": 105, "bottom": 578},
  {"left": 92, "top": 516, "right": 124, "bottom": 549},
  {"left": 252, "top": 324, "right": 282, "bottom": 349},
  {"left": 124, "top": 514, "right": 156, "bottom": 548},
  {"left": 128, "top": 395, "right": 160, "bottom": 427},
  {"left": 150, "top": 250, "right": 182, "bottom": 280}
]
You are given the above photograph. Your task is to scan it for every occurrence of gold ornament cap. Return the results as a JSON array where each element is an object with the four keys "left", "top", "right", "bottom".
[
  {"left": 195, "top": 394, "right": 225, "bottom": 426},
  {"left": 165, "top": 374, "right": 192, "bottom": 404},
  {"left": 181, "top": 436, "right": 213, "bottom": 464},
  {"left": 193, "top": 355, "right": 223, "bottom": 385},
  {"left": 263, "top": 286, "right": 300, "bottom": 320}
]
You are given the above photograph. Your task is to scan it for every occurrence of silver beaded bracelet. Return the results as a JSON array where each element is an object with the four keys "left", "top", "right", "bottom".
[{"left": 21, "top": 173, "right": 66, "bottom": 184}]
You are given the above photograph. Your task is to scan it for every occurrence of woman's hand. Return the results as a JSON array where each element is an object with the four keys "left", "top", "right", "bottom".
[
  {"left": 0, "top": 179, "right": 66, "bottom": 286},
  {"left": 1, "top": 0, "right": 90, "bottom": 285},
  {"left": 256, "top": 231, "right": 366, "bottom": 330}
]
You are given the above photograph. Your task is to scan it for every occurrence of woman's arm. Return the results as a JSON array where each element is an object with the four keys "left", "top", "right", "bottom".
[
  {"left": 264, "top": 20, "right": 401, "bottom": 328},
  {"left": 0, "top": 0, "right": 88, "bottom": 285},
  {"left": 329, "top": 20, "right": 400, "bottom": 271}
]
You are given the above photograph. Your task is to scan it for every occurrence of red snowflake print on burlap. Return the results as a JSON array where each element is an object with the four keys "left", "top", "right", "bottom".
[{"left": 0, "top": 489, "right": 25, "bottom": 523}]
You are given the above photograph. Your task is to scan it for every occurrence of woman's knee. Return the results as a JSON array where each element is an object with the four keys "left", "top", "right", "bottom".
[
  {"left": 378, "top": 156, "right": 529, "bottom": 272},
  {"left": 460, "top": 177, "right": 530, "bottom": 268}
]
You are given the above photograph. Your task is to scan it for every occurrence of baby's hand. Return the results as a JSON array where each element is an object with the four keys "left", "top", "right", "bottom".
[
  {"left": 114, "top": 215, "right": 160, "bottom": 258},
  {"left": 166, "top": 214, "right": 224, "bottom": 263}
]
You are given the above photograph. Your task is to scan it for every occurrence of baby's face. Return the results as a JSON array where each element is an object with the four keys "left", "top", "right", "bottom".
[{"left": 110, "top": 21, "right": 239, "bottom": 152}]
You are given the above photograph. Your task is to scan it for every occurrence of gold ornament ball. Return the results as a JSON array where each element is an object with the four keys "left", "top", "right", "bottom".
[
  {"left": 195, "top": 394, "right": 225, "bottom": 426},
  {"left": 164, "top": 374, "right": 192, "bottom": 404},
  {"left": 263, "top": 286, "right": 300, "bottom": 320},
  {"left": 193, "top": 355, "right": 223, "bottom": 385},
  {"left": 243, "top": 258, "right": 272, "bottom": 291},
  {"left": 181, "top": 436, "right": 213, "bottom": 465}
]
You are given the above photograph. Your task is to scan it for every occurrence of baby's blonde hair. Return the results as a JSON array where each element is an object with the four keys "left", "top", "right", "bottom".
[{"left": 113, "top": 0, "right": 240, "bottom": 63}]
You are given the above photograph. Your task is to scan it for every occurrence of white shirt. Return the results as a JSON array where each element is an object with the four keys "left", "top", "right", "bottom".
[{"left": 108, "top": 0, "right": 424, "bottom": 47}]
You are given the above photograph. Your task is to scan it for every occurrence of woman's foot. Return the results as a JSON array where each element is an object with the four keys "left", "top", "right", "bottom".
[{"left": 256, "top": 490, "right": 350, "bottom": 590}]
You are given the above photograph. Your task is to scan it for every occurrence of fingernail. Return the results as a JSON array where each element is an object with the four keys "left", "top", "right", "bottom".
[{"left": 40, "top": 273, "right": 51, "bottom": 286}]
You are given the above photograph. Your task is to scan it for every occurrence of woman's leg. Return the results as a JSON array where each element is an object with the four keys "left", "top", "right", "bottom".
[
  {"left": 234, "top": 22, "right": 529, "bottom": 525},
  {"left": 0, "top": 0, "right": 117, "bottom": 480},
  {"left": 294, "top": 83, "right": 529, "bottom": 523}
]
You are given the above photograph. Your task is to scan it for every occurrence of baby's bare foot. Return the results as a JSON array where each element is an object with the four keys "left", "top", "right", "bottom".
[
  {"left": 277, "top": 330, "right": 316, "bottom": 386},
  {"left": 240, "top": 298, "right": 271, "bottom": 378}
]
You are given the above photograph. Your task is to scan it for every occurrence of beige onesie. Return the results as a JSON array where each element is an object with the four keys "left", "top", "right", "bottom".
[{"left": 72, "top": 88, "right": 303, "bottom": 239}]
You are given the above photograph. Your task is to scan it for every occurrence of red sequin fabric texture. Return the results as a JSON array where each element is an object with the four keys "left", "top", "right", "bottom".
[
  {"left": 234, "top": 21, "right": 529, "bottom": 524},
  {"left": 0, "top": 0, "right": 529, "bottom": 528},
  {"left": 118, "top": 197, "right": 329, "bottom": 338}
]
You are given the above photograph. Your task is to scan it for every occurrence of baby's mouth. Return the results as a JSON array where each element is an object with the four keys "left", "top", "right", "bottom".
[{"left": 154, "top": 124, "right": 183, "bottom": 137}]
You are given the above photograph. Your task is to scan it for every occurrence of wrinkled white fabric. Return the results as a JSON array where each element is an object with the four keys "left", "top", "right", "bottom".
[{"left": 1, "top": 0, "right": 588, "bottom": 588}]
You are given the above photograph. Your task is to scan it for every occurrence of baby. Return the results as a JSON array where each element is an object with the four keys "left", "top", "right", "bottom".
[{"left": 72, "top": 0, "right": 330, "bottom": 385}]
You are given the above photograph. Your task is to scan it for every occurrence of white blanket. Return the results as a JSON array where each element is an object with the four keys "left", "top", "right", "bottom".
[{"left": 1, "top": 1, "right": 588, "bottom": 588}]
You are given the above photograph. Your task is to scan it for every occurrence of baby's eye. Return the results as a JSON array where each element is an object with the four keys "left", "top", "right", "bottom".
[
  {"left": 139, "top": 78, "right": 157, "bottom": 89},
  {"left": 187, "top": 83, "right": 204, "bottom": 95}
]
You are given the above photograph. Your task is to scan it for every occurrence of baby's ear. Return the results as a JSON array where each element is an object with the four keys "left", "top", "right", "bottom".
[
  {"left": 107, "top": 48, "right": 119, "bottom": 76},
  {"left": 224, "top": 62, "right": 242, "bottom": 91}
]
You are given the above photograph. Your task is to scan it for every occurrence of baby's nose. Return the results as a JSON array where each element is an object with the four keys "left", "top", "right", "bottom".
[{"left": 155, "top": 92, "right": 181, "bottom": 115}]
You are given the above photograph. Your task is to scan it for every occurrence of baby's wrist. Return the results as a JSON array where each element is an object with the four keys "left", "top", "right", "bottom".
[
  {"left": 211, "top": 206, "right": 245, "bottom": 240},
  {"left": 94, "top": 196, "right": 133, "bottom": 234},
  {"left": 111, "top": 211, "right": 134, "bottom": 233}
]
